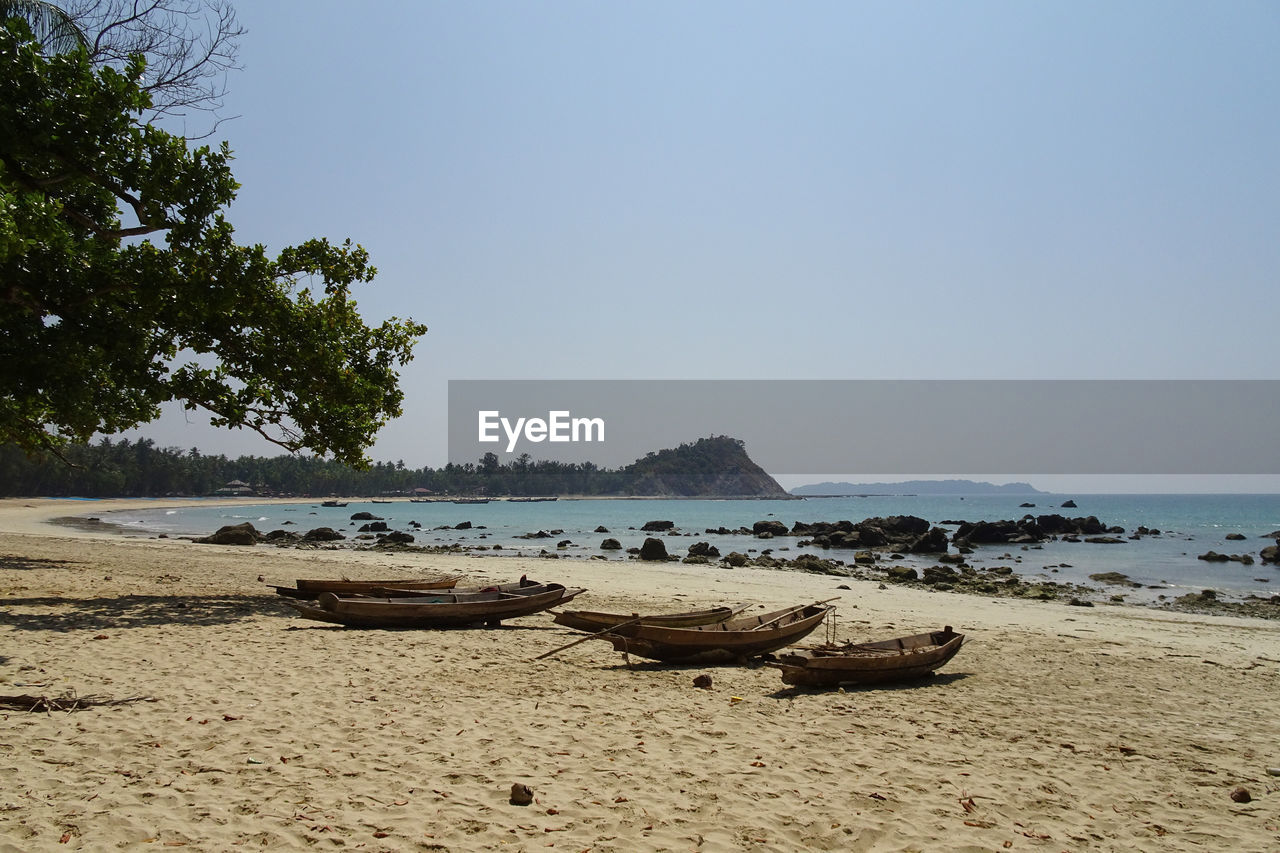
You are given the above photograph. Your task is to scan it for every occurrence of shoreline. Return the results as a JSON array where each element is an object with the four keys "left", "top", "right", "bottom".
[
  {"left": 26, "top": 497, "right": 1280, "bottom": 621},
  {"left": 2, "top": 498, "right": 1280, "bottom": 850}
]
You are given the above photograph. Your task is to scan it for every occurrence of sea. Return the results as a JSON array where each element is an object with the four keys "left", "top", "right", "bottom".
[{"left": 75, "top": 493, "right": 1280, "bottom": 605}]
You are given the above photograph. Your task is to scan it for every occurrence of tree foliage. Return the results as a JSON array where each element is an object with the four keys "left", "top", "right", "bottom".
[
  {"left": 0, "top": 18, "right": 427, "bottom": 466},
  {"left": 1, "top": 0, "right": 243, "bottom": 131},
  {"left": 0, "top": 436, "right": 779, "bottom": 498}
]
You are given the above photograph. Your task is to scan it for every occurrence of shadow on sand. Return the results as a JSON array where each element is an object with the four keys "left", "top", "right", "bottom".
[
  {"left": 764, "top": 670, "right": 970, "bottom": 699},
  {"left": 0, "top": 554, "right": 84, "bottom": 571},
  {"left": 2, "top": 593, "right": 288, "bottom": 631}
]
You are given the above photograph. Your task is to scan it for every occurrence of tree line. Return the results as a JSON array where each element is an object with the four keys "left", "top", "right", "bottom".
[{"left": 0, "top": 436, "right": 758, "bottom": 498}]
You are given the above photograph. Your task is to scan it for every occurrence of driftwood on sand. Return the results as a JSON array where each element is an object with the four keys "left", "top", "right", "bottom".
[{"left": 0, "top": 692, "right": 155, "bottom": 713}]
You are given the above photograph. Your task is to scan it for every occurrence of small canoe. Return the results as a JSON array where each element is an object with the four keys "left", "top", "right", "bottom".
[
  {"left": 597, "top": 602, "right": 833, "bottom": 664},
  {"left": 768, "top": 627, "right": 964, "bottom": 687},
  {"left": 289, "top": 582, "right": 584, "bottom": 629},
  {"left": 552, "top": 604, "right": 750, "bottom": 633},
  {"left": 271, "top": 575, "right": 462, "bottom": 599}
]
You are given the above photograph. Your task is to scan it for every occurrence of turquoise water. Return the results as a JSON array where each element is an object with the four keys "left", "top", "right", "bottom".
[{"left": 98, "top": 494, "right": 1280, "bottom": 602}]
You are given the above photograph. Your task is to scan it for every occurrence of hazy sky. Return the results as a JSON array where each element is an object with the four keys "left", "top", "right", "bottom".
[{"left": 128, "top": 1, "right": 1279, "bottom": 490}]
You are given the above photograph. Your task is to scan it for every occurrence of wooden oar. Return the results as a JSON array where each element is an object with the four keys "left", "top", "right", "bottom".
[{"left": 532, "top": 616, "right": 647, "bottom": 661}]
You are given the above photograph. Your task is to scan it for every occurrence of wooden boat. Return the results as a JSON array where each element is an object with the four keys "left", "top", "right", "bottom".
[
  {"left": 451, "top": 498, "right": 490, "bottom": 504},
  {"left": 271, "top": 575, "right": 462, "bottom": 599},
  {"left": 596, "top": 602, "right": 833, "bottom": 663},
  {"left": 370, "top": 576, "right": 538, "bottom": 598},
  {"left": 552, "top": 604, "right": 750, "bottom": 633},
  {"left": 288, "top": 582, "right": 584, "bottom": 628},
  {"left": 767, "top": 627, "right": 964, "bottom": 687},
  {"left": 320, "top": 500, "right": 347, "bottom": 507}
]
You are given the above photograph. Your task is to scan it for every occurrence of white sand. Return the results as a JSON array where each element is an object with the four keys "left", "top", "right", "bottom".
[{"left": 1, "top": 498, "right": 1278, "bottom": 851}]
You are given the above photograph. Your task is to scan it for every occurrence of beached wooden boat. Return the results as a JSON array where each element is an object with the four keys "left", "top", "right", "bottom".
[
  {"left": 288, "top": 582, "right": 585, "bottom": 628},
  {"left": 596, "top": 602, "right": 833, "bottom": 663},
  {"left": 552, "top": 604, "right": 750, "bottom": 633},
  {"left": 369, "top": 576, "right": 540, "bottom": 598},
  {"left": 271, "top": 575, "right": 462, "bottom": 599},
  {"left": 767, "top": 627, "right": 964, "bottom": 687}
]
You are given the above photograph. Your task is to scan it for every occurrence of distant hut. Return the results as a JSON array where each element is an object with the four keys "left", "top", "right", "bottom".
[{"left": 216, "top": 479, "right": 255, "bottom": 496}]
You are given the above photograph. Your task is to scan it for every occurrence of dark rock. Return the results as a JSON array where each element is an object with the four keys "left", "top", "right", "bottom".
[
  {"left": 1224, "top": 533, "right": 1246, "bottom": 541},
  {"left": 641, "top": 520, "right": 675, "bottom": 532},
  {"left": 509, "top": 783, "right": 534, "bottom": 806},
  {"left": 381, "top": 531, "right": 414, "bottom": 544},
  {"left": 1198, "top": 551, "right": 1231, "bottom": 562},
  {"left": 885, "top": 565, "right": 918, "bottom": 582},
  {"left": 1020, "top": 502, "right": 1036, "bottom": 508},
  {"left": 907, "top": 527, "right": 950, "bottom": 553},
  {"left": 198, "top": 522, "right": 259, "bottom": 546},
  {"left": 1061, "top": 500, "right": 1077, "bottom": 508},
  {"left": 1090, "top": 572, "right": 1141, "bottom": 587},
  {"left": 752, "top": 520, "right": 788, "bottom": 537},
  {"left": 692, "top": 674, "right": 713, "bottom": 689},
  {"left": 921, "top": 566, "right": 956, "bottom": 585},
  {"left": 1261, "top": 544, "right": 1279, "bottom": 564},
  {"left": 723, "top": 551, "right": 750, "bottom": 567},
  {"left": 1085, "top": 537, "right": 1125, "bottom": 545},
  {"left": 791, "top": 553, "right": 843, "bottom": 574},
  {"left": 1229, "top": 786, "right": 1251, "bottom": 803},
  {"left": 350, "top": 511, "right": 381, "bottom": 521},
  {"left": 358, "top": 521, "right": 389, "bottom": 533},
  {"left": 454, "top": 521, "right": 472, "bottom": 530},
  {"left": 594, "top": 526, "right": 610, "bottom": 533},
  {"left": 599, "top": 538, "right": 622, "bottom": 550},
  {"left": 687, "top": 541, "right": 720, "bottom": 558},
  {"left": 303, "top": 527, "right": 345, "bottom": 541},
  {"left": 639, "top": 537, "right": 669, "bottom": 561}
]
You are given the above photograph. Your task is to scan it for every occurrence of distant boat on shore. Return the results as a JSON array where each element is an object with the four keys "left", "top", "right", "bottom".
[{"left": 451, "top": 498, "right": 490, "bottom": 504}]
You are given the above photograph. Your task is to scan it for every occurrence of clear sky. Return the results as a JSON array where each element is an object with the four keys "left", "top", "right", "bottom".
[{"left": 128, "top": 1, "right": 1280, "bottom": 491}]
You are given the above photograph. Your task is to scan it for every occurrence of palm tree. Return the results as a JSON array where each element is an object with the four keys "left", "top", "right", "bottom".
[{"left": 0, "top": 1, "right": 88, "bottom": 54}]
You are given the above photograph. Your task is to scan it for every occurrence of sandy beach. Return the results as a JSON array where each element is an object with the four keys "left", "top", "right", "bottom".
[{"left": 1, "top": 498, "right": 1278, "bottom": 852}]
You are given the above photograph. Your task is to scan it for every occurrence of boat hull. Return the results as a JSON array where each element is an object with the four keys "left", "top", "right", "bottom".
[
  {"left": 289, "top": 583, "right": 583, "bottom": 629},
  {"left": 769, "top": 628, "right": 964, "bottom": 686},
  {"left": 600, "top": 604, "right": 832, "bottom": 663},
  {"left": 552, "top": 605, "right": 743, "bottom": 633},
  {"left": 273, "top": 576, "right": 461, "bottom": 599}
]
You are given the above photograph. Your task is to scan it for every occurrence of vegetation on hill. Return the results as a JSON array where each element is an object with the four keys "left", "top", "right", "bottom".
[{"left": 0, "top": 435, "right": 786, "bottom": 498}]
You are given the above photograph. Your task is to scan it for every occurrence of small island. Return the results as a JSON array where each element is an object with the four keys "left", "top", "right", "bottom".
[{"left": 791, "top": 479, "right": 1047, "bottom": 497}]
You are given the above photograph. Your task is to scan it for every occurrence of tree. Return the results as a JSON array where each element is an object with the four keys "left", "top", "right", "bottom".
[
  {"left": 0, "top": 19, "right": 427, "bottom": 467},
  {"left": 0, "top": 1, "right": 85, "bottom": 54},
  {"left": 1, "top": 0, "right": 244, "bottom": 132}
]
